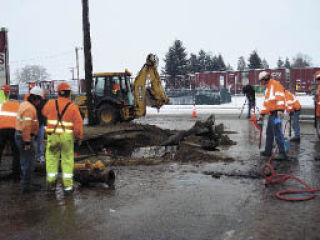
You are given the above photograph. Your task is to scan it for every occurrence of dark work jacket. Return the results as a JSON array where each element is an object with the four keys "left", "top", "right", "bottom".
[
  {"left": 37, "top": 99, "right": 48, "bottom": 126},
  {"left": 242, "top": 85, "right": 255, "bottom": 103}
]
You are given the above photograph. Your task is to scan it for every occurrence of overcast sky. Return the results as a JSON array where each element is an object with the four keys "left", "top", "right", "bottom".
[{"left": 2, "top": 0, "right": 320, "bottom": 81}]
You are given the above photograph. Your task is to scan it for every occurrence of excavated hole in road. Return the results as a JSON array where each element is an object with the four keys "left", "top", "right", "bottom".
[{"left": 79, "top": 121, "right": 237, "bottom": 166}]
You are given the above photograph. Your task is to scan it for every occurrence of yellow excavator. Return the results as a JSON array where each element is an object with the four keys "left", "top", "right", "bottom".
[{"left": 75, "top": 54, "right": 169, "bottom": 125}]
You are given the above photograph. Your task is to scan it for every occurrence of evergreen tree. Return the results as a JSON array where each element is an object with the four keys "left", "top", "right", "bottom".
[
  {"left": 211, "top": 55, "right": 219, "bottom": 71},
  {"left": 284, "top": 57, "right": 291, "bottom": 69},
  {"left": 237, "top": 56, "right": 246, "bottom": 70},
  {"left": 198, "top": 49, "right": 207, "bottom": 72},
  {"left": 277, "top": 57, "right": 284, "bottom": 68},
  {"left": 261, "top": 58, "right": 269, "bottom": 69},
  {"left": 164, "top": 40, "right": 188, "bottom": 77},
  {"left": 248, "top": 50, "right": 262, "bottom": 69},
  {"left": 188, "top": 53, "right": 200, "bottom": 73},
  {"left": 204, "top": 54, "right": 213, "bottom": 71},
  {"left": 217, "top": 54, "right": 226, "bottom": 71}
]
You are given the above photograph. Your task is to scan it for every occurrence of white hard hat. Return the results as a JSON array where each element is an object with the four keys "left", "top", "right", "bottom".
[
  {"left": 30, "top": 86, "right": 44, "bottom": 98},
  {"left": 258, "top": 71, "right": 270, "bottom": 81}
]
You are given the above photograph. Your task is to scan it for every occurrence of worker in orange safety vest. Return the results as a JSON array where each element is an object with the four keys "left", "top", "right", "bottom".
[
  {"left": 15, "top": 86, "right": 43, "bottom": 193},
  {"left": 42, "top": 82, "right": 83, "bottom": 193},
  {"left": 0, "top": 84, "right": 9, "bottom": 104},
  {"left": 0, "top": 85, "right": 20, "bottom": 179},
  {"left": 284, "top": 89, "right": 301, "bottom": 142},
  {"left": 259, "top": 71, "right": 287, "bottom": 160}
]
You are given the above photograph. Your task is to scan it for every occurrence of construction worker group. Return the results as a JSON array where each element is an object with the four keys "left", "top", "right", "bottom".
[
  {"left": 256, "top": 71, "right": 304, "bottom": 160},
  {"left": 0, "top": 82, "right": 82, "bottom": 193},
  {"left": 242, "top": 70, "right": 320, "bottom": 160},
  {"left": 0, "top": 70, "right": 320, "bottom": 193}
]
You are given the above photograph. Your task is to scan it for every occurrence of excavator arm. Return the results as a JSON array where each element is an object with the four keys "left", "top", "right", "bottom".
[{"left": 133, "top": 54, "right": 170, "bottom": 117}]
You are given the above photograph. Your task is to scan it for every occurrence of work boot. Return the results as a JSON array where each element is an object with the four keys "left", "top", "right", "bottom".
[
  {"left": 260, "top": 151, "right": 271, "bottom": 157},
  {"left": 274, "top": 153, "right": 288, "bottom": 161},
  {"left": 63, "top": 186, "right": 74, "bottom": 195},
  {"left": 46, "top": 182, "right": 56, "bottom": 192},
  {"left": 290, "top": 136, "right": 300, "bottom": 142}
]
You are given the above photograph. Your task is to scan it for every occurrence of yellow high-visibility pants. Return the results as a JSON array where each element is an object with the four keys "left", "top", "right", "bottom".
[{"left": 46, "top": 133, "right": 74, "bottom": 188}]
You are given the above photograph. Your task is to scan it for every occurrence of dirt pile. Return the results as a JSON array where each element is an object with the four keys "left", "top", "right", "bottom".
[{"left": 79, "top": 115, "right": 237, "bottom": 165}]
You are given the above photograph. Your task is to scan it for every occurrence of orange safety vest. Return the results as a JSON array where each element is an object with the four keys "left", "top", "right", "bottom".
[
  {"left": 0, "top": 100, "right": 20, "bottom": 129},
  {"left": 23, "top": 93, "right": 30, "bottom": 101},
  {"left": 260, "top": 79, "right": 285, "bottom": 115},
  {"left": 42, "top": 97, "right": 83, "bottom": 140},
  {"left": 15, "top": 101, "right": 38, "bottom": 142},
  {"left": 284, "top": 90, "right": 301, "bottom": 113}
]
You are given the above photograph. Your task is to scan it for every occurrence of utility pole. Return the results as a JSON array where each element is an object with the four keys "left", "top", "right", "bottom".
[
  {"left": 82, "top": 0, "right": 95, "bottom": 125},
  {"left": 75, "top": 47, "right": 82, "bottom": 94},
  {"left": 70, "top": 67, "right": 75, "bottom": 80}
]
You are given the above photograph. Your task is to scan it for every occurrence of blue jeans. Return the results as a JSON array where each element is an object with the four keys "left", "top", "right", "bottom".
[
  {"left": 15, "top": 131, "right": 36, "bottom": 189},
  {"left": 292, "top": 110, "right": 300, "bottom": 137},
  {"left": 265, "top": 114, "right": 286, "bottom": 154},
  {"left": 37, "top": 125, "right": 45, "bottom": 159}
]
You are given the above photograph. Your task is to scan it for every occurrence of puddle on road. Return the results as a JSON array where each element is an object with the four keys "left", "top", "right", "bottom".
[{"left": 131, "top": 145, "right": 178, "bottom": 158}]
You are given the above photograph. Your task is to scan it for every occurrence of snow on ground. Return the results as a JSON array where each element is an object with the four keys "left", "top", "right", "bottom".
[{"left": 146, "top": 95, "right": 314, "bottom": 115}]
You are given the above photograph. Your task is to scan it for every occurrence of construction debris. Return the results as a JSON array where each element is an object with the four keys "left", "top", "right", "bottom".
[
  {"left": 75, "top": 114, "right": 236, "bottom": 166},
  {"left": 74, "top": 160, "right": 115, "bottom": 187}
]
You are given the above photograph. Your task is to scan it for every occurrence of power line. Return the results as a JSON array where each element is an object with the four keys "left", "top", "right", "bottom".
[{"left": 10, "top": 50, "right": 74, "bottom": 65}]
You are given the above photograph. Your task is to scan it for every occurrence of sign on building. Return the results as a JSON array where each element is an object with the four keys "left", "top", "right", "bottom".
[{"left": 0, "top": 28, "right": 9, "bottom": 86}]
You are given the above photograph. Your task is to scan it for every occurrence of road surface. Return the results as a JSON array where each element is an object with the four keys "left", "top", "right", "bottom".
[{"left": 0, "top": 113, "right": 319, "bottom": 240}]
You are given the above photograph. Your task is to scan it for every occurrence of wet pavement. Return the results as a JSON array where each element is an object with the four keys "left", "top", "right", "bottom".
[{"left": 1, "top": 114, "right": 320, "bottom": 240}]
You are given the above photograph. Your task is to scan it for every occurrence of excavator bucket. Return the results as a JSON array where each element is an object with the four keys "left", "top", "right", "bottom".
[
  {"left": 146, "top": 88, "right": 168, "bottom": 109},
  {"left": 133, "top": 54, "right": 170, "bottom": 117}
]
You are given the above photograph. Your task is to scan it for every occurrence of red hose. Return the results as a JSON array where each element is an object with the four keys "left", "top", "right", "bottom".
[
  {"left": 262, "top": 157, "right": 320, "bottom": 201},
  {"left": 261, "top": 120, "right": 320, "bottom": 201}
]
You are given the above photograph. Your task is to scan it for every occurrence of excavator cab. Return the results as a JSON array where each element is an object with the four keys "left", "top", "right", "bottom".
[{"left": 92, "top": 70, "right": 135, "bottom": 125}]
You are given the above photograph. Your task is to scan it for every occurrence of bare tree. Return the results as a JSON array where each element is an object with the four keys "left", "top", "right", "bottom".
[
  {"left": 277, "top": 57, "right": 284, "bottom": 68},
  {"left": 261, "top": 58, "right": 269, "bottom": 69},
  {"left": 15, "top": 65, "right": 49, "bottom": 83},
  {"left": 292, "top": 53, "right": 312, "bottom": 68},
  {"left": 237, "top": 56, "right": 246, "bottom": 70}
]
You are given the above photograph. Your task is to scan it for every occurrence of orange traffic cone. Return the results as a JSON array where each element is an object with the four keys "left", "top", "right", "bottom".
[{"left": 192, "top": 105, "right": 197, "bottom": 118}]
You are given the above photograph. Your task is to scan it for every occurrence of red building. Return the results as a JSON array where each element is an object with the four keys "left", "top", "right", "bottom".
[{"left": 290, "top": 68, "right": 320, "bottom": 93}]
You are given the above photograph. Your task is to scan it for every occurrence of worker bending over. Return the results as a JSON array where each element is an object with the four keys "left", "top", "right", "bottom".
[
  {"left": 242, "top": 84, "right": 256, "bottom": 119},
  {"left": 15, "top": 86, "right": 43, "bottom": 193},
  {"left": 259, "top": 71, "right": 287, "bottom": 160},
  {"left": 284, "top": 89, "right": 301, "bottom": 142},
  {"left": 0, "top": 85, "right": 20, "bottom": 179},
  {"left": 42, "top": 83, "right": 83, "bottom": 193}
]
